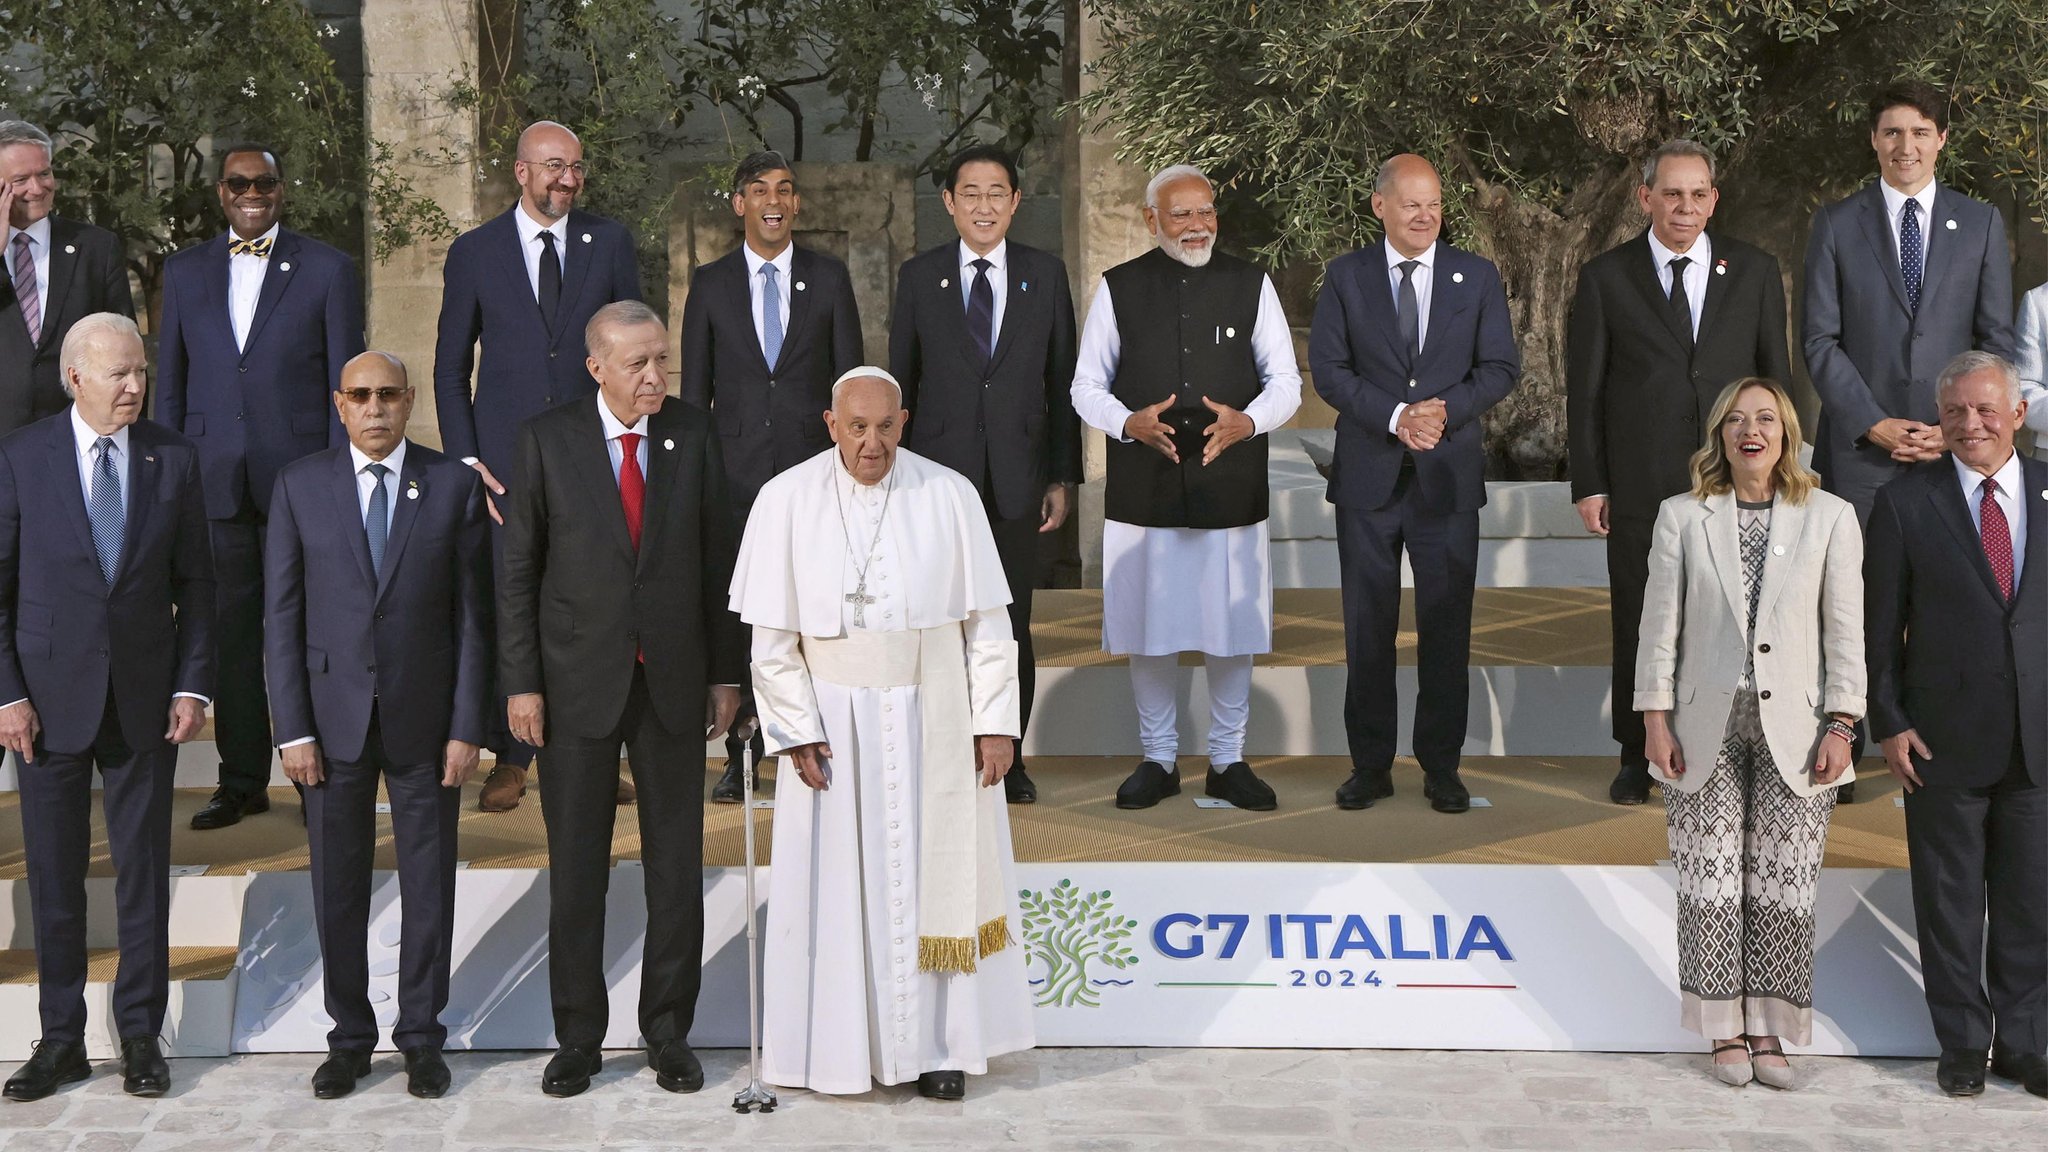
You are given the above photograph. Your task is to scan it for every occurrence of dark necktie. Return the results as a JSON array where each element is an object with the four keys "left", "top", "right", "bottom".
[
  {"left": 87, "top": 436, "right": 122, "bottom": 586},
  {"left": 1396, "top": 259, "right": 1420, "bottom": 364},
  {"left": 364, "top": 462, "right": 391, "bottom": 577},
  {"left": 537, "top": 230, "right": 562, "bottom": 326},
  {"left": 1980, "top": 476, "right": 2014, "bottom": 602},
  {"left": 618, "top": 432, "right": 644, "bottom": 551},
  {"left": 967, "top": 257, "right": 995, "bottom": 366},
  {"left": 1900, "top": 199, "right": 1923, "bottom": 313},
  {"left": 10, "top": 233, "right": 40, "bottom": 345},
  {"left": 1667, "top": 256, "right": 1694, "bottom": 348}
]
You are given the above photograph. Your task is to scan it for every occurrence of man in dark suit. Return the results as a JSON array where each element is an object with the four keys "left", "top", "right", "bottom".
[
  {"left": 1567, "top": 139, "right": 1793, "bottom": 806},
  {"left": 890, "top": 144, "right": 1079, "bottom": 804},
  {"left": 1309, "top": 153, "right": 1521, "bottom": 814},
  {"left": 501, "top": 301, "right": 745, "bottom": 1098},
  {"left": 1866, "top": 351, "right": 2047, "bottom": 1099},
  {"left": 680, "top": 149, "right": 861, "bottom": 801},
  {"left": 1, "top": 120, "right": 135, "bottom": 438},
  {"left": 0, "top": 314, "right": 214, "bottom": 1102},
  {"left": 435, "top": 120, "right": 642, "bottom": 813},
  {"left": 156, "top": 143, "right": 364, "bottom": 830},
  {"left": 265, "top": 351, "right": 491, "bottom": 1101}
]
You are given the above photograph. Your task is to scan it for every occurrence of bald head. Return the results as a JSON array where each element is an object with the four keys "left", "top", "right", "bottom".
[
  {"left": 335, "top": 350, "right": 415, "bottom": 459},
  {"left": 1372, "top": 154, "right": 1443, "bottom": 259},
  {"left": 342, "top": 350, "right": 407, "bottom": 390},
  {"left": 515, "top": 120, "right": 585, "bottom": 222},
  {"left": 518, "top": 120, "right": 580, "bottom": 155}
]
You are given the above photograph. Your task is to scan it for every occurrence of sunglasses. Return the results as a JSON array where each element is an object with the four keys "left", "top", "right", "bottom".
[
  {"left": 338, "top": 387, "right": 411, "bottom": 405},
  {"left": 220, "top": 175, "right": 282, "bottom": 195}
]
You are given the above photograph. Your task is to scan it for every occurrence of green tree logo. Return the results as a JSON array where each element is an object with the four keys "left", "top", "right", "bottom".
[{"left": 1018, "top": 879, "right": 1140, "bottom": 1007}]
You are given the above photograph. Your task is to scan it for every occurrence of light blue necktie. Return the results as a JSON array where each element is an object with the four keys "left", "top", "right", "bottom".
[
  {"left": 87, "top": 436, "right": 123, "bottom": 586},
  {"left": 365, "top": 462, "right": 390, "bottom": 577},
  {"left": 761, "top": 263, "right": 784, "bottom": 368}
]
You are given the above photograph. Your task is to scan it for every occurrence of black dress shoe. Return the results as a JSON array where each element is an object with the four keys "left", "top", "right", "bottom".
[
  {"left": 711, "top": 757, "right": 759, "bottom": 804},
  {"left": 1936, "top": 1048, "right": 1988, "bottom": 1096},
  {"left": 190, "top": 786, "right": 269, "bottom": 830},
  {"left": 541, "top": 1044, "right": 601, "bottom": 1097},
  {"left": 1991, "top": 1048, "right": 2048, "bottom": 1097},
  {"left": 648, "top": 1040, "right": 703, "bottom": 1093},
  {"left": 1004, "top": 762, "right": 1038, "bottom": 804},
  {"left": 311, "top": 1049, "right": 372, "bottom": 1099},
  {"left": 403, "top": 1046, "right": 451, "bottom": 1099},
  {"left": 1335, "top": 768, "right": 1394, "bottom": 810},
  {"left": 1114, "top": 761, "right": 1180, "bottom": 810},
  {"left": 1204, "top": 762, "right": 1277, "bottom": 811},
  {"left": 2, "top": 1040, "right": 91, "bottom": 1102},
  {"left": 916, "top": 1070, "right": 965, "bottom": 1100},
  {"left": 1608, "top": 761, "right": 1652, "bottom": 806},
  {"left": 1423, "top": 770, "right": 1471, "bottom": 814},
  {"left": 119, "top": 1037, "right": 169, "bottom": 1097}
]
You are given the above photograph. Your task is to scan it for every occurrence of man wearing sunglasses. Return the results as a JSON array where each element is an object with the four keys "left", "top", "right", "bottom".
[{"left": 157, "top": 143, "right": 364, "bottom": 831}]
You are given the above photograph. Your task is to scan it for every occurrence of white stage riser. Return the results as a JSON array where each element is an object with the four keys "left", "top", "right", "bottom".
[
  {"left": 0, "top": 863, "right": 1939, "bottom": 1060},
  {"left": 0, "top": 976, "right": 236, "bottom": 1061},
  {"left": 0, "top": 876, "right": 250, "bottom": 949}
]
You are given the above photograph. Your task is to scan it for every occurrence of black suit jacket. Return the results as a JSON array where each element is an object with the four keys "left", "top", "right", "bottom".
[
  {"left": 0, "top": 415, "right": 214, "bottom": 754},
  {"left": 1865, "top": 454, "right": 2047, "bottom": 788},
  {"left": 890, "top": 241, "right": 1080, "bottom": 521},
  {"left": 499, "top": 396, "right": 746, "bottom": 739},
  {"left": 0, "top": 219, "right": 136, "bottom": 437},
  {"left": 1567, "top": 231, "right": 1792, "bottom": 521},
  {"left": 264, "top": 442, "right": 492, "bottom": 765},
  {"left": 679, "top": 245, "right": 862, "bottom": 509}
]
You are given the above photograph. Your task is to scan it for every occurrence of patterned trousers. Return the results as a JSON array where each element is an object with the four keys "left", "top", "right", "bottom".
[{"left": 1663, "top": 690, "right": 1836, "bottom": 1044}]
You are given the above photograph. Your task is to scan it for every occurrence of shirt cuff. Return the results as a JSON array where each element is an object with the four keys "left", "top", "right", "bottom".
[
  {"left": 461, "top": 456, "right": 480, "bottom": 466},
  {"left": 0, "top": 697, "right": 25, "bottom": 710},
  {"left": 1387, "top": 402, "right": 1408, "bottom": 435},
  {"left": 279, "top": 737, "right": 317, "bottom": 749},
  {"left": 172, "top": 692, "right": 211, "bottom": 706}
]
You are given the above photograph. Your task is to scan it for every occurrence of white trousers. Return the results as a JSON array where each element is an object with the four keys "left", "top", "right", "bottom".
[{"left": 1128, "top": 652, "right": 1254, "bottom": 768}]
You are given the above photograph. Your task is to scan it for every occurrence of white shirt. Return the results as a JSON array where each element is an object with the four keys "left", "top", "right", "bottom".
[
  {"left": 1879, "top": 180, "right": 1938, "bottom": 281},
  {"left": 1646, "top": 229, "right": 1711, "bottom": 341},
  {"left": 1380, "top": 241, "right": 1441, "bottom": 434},
  {"left": 348, "top": 438, "right": 407, "bottom": 534},
  {"left": 742, "top": 243, "right": 795, "bottom": 364},
  {"left": 1070, "top": 268, "right": 1302, "bottom": 442},
  {"left": 512, "top": 203, "right": 570, "bottom": 305},
  {"left": 596, "top": 394, "right": 651, "bottom": 486},
  {"left": 957, "top": 239, "right": 1008, "bottom": 342},
  {"left": 3, "top": 216, "right": 52, "bottom": 326},
  {"left": 228, "top": 223, "right": 280, "bottom": 352},
  {"left": 1956, "top": 450, "right": 2028, "bottom": 588}
]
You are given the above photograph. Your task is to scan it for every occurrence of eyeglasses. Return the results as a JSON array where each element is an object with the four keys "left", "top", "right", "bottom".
[
  {"left": 1166, "top": 206, "right": 1218, "bottom": 223},
  {"left": 220, "top": 175, "right": 282, "bottom": 195},
  {"left": 951, "top": 189, "right": 1013, "bottom": 207},
  {"left": 523, "top": 158, "right": 588, "bottom": 178},
  {"left": 338, "top": 387, "right": 412, "bottom": 405}
]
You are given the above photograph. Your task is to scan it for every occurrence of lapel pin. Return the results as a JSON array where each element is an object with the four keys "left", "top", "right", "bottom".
[
  {"left": 582, "top": 232, "right": 592, "bottom": 243},
  {"left": 144, "top": 455, "right": 156, "bottom": 463},
  {"left": 940, "top": 278, "right": 950, "bottom": 288},
  {"left": 1945, "top": 219, "right": 1957, "bottom": 230},
  {"left": 796, "top": 281, "right": 806, "bottom": 292},
  {"left": 1020, "top": 281, "right": 1030, "bottom": 292},
  {"left": 405, "top": 487, "right": 419, "bottom": 501},
  {"left": 279, "top": 261, "right": 291, "bottom": 272},
  {"left": 64, "top": 244, "right": 76, "bottom": 254},
  {"left": 1451, "top": 271, "right": 1464, "bottom": 284},
  {"left": 1715, "top": 259, "right": 1727, "bottom": 275},
  {"left": 1772, "top": 545, "right": 1786, "bottom": 556},
  {"left": 663, "top": 438, "right": 675, "bottom": 450},
  {"left": 1226, "top": 327, "right": 1237, "bottom": 339}
]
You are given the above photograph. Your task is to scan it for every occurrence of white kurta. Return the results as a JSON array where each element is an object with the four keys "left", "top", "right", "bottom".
[
  {"left": 1071, "top": 273, "right": 1302, "bottom": 656},
  {"left": 733, "top": 448, "right": 1033, "bottom": 1094}
]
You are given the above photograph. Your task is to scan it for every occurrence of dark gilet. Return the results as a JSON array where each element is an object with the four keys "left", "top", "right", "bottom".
[{"left": 1104, "top": 247, "right": 1269, "bottom": 528}]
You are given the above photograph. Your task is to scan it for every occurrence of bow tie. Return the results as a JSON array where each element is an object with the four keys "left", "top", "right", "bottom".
[{"left": 229, "top": 236, "right": 274, "bottom": 258}]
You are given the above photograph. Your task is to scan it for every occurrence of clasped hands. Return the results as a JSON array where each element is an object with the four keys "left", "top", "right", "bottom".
[
  {"left": 1868, "top": 418, "right": 1944, "bottom": 464},
  {"left": 1123, "top": 396, "right": 1255, "bottom": 466},
  {"left": 784, "top": 734, "right": 1014, "bottom": 791},
  {"left": 1395, "top": 398, "right": 1448, "bottom": 452}
]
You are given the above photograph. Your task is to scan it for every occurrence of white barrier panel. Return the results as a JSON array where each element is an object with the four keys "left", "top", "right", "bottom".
[{"left": 229, "top": 862, "right": 1937, "bottom": 1056}]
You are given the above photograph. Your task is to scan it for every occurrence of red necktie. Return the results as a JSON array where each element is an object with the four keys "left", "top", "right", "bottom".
[
  {"left": 1981, "top": 476, "right": 2014, "bottom": 602},
  {"left": 618, "top": 432, "right": 644, "bottom": 550}
]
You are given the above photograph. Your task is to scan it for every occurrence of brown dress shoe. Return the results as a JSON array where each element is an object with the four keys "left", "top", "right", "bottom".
[
  {"left": 616, "top": 772, "right": 637, "bottom": 805},
  {"left": 478, "top": 764, "right": 527, "bottom": 812}
]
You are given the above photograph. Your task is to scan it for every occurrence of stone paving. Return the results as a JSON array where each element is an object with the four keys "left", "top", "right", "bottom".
[{"left": 2, "top": 1046, "right": 2043, "bottom": 1151}]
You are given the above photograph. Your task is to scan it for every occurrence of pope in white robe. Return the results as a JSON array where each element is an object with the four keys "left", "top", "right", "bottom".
[{"left": 730, "top": 367, "right": 1033, "bottom": 1099}]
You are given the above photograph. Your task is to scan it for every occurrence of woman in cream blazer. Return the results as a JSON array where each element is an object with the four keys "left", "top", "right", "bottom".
[{"left": 1635, "top": 377, "right": 1864, "bottom": 1090}]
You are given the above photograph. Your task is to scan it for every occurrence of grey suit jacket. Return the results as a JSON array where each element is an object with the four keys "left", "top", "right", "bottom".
[
  {"left": 1801, "top": 181, "right": 2013, "bottom": 517},
  {"left": 1634, "top": 488, "right": 1866, "bottom": 798},
  {"left": 2006, "top": 281, "right": 2048, "bottom": 460}
]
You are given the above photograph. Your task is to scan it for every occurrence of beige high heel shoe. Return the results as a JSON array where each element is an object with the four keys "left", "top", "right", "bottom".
[
  {"left": 1711, "top": 1041, "right": 1754, "bottom": 1086},
  {"left": 1748, "top": 1038, "right": 1795, "bottom": 1090}
]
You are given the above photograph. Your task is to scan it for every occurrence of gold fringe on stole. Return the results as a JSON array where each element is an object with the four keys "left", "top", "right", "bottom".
[
  {"left": 977, "top": 915, "right": 1014, "bottom": 959},
  {"left": 918, "top": 935, "right": 978, "bottom": 974}
]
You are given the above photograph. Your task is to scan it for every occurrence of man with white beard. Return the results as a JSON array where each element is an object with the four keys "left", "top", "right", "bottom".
[
  {"left": 1071, "top": 164, "right": 1302, "bottom": 811},
  {"left": 731, "top": 368, "right": 1032, "bottom": 1100}
]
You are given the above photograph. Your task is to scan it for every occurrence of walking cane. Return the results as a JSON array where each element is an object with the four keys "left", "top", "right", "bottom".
[{"left": 732, "top": 719, "right": 777, "bottom": 1114}]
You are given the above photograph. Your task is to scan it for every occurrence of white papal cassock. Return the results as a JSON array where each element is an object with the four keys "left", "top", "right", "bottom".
[{"left": 731, "top": 446, "right": 1034, "bottom": 1094}]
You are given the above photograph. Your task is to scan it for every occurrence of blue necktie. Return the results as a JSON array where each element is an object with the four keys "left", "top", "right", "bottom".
[
  {"left": 365, "top": 462, "right": 390, "bottom": 577},
  {"left": 1900, "top": 199, "right": 1923, "bottom": 313},
  {"left": 760, "top": 263, "right": 784, "bottom": 369},
  {"left": 967, "top": 257, "right": 995, "bottom": 365},
  {"left": 87, "top": 437, "right": 122, "bottom": 587}
]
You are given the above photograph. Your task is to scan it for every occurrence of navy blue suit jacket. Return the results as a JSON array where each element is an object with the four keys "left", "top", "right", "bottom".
[
  {"left": 1309, "top": 240, "right": 1521, "bottom": 513},
  {"left": 434, "top": 208, "right": 641, "bottom": 483},
  {"left": 0, "top": 415, "right": 215, "bottom": 754},
  {"left": 155, "top": 228, "right": 364, "bottom": 520},
  {"left": 264, "top": 441, "right": 492, "bottom": 765}
]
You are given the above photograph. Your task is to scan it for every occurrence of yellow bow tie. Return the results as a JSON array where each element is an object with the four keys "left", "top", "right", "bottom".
[{"left": 229, "top": 236, "right": 273, "bottom": 258}]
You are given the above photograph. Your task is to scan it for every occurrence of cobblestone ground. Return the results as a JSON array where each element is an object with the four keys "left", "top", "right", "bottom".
[{"left": 1, "top": 1046, "right": 2043, "bottom": 1151}]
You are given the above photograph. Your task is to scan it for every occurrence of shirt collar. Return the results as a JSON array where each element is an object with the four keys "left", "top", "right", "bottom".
[
  {"left": 1385, "top": 239, "right": 1437, "bottom": 272},
  {"left": 1647, "top": 228, "right": 1712, "bottom": 272},
  {"left": 959, "top": 239, "right": 1007, "bottom": 273},
  {"left": 1880, "top": 179, "right": 1938, "bottom": 225},
  {"left": 1955, "top": 448, "right": 2022, "bottom": 502},
  {"left": 226, "top": 222, "right": 282, "bottom": 252},
  {"left": 5, "top": 215, "right": 52, "bottom": 253},
  {"left": 349, "top": 437, "right": 407, "bottom": 478},
  {"left": 596, "top": 394, "right": 651, "bottom": 440},
  {"left": 69, "top": 406, "right": 130, "bottom": 458},
  {"left": 514, "top": 203, "right": 571, "bottom": 249},
  {"left": 743, "top": 242, "right": 794, "bottom": 280}
]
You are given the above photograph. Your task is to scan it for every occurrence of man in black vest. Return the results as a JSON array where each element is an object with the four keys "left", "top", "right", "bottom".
[
  {"left": 1071, "top": 165, "right": 1302, "bottom": 812},
  {"left": 891, "top": 144, "right": 1080, "bottom": 803}
]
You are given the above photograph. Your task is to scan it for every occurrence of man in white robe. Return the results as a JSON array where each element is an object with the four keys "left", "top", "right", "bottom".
[
  {"left": 731, "top": 367, "right": 1033, "bottom": 1100},
  {"left": 1071, "top": 164, "right": 1302, "bottom": 812}
]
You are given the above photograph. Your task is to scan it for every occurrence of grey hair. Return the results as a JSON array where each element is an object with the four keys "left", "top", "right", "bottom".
[
  {"left": 584, "top": 299, "right": 664, "bottom": 357},
  {"left": 1937, "top": 349, "right": 2023, "bottom": 408},
  {"left": 830, "top": 366, "right": 903, "bottom": 410},
  {"left": 1144, "top": 164, "right": 1211, "bottom": 209},
  {"left": 59, "top": 313, "right": 143, "bottom": 394},
  {"left": 1639, "top": 139, "right": 1717, "bottom": 187},
  {"left": 0, "top": 120, "right": 54, "bottom": 159},
  {"left": 1373, "top": 156, "right": 1402, "bottom": 196}
]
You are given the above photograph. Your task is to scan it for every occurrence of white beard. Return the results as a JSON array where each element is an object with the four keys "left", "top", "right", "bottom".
[{"left": 1161, "top": 233, "right": 1214, "bottom": 267}]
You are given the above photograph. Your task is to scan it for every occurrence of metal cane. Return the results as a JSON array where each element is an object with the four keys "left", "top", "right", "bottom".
[{"left": 732, "top": 719, "right": 777, "bottom": 1114}]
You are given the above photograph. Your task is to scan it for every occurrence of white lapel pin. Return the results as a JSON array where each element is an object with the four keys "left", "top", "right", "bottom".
[
  {"left": 1225, "top": 327, "right": 1237, "bottom": 339},
  {"left": 663, "top": 438, "right": 675, "bottom": 451},
  {"left": 940, "top": 278, "right": 950, "bottom": 288},
  {"left": 582, "top": 233, "right": 592, "bottom": 243},
  {"left": 405, "top": 486, "right": 419, "bottom": 501},
  {"left": 63, "top": 244, "right": 76, "bottom": 254},
  {"left": 1945, "top": 219, "right": 1957, "bottom": 230},
  {"left": 1451, "top": 271, "right": 1463, "bottom": 284},
  {"left": 1772, "top": 545, "right": 1786, "bottom": 556},
  {"left": 279, "top": 261, "right": 291, "bottom": 272},
  {"left": 796, "top": 281, "right": 806, "bottom": 292},
  {"left": 1714, "top": 263, "right": 1726, "bottom": 275},
  {"left": 144, "top": 455, "right": 156, "bottom": 463},
  {"left": 2040, "top": 489, "right": 2047, "bottom": 500}
]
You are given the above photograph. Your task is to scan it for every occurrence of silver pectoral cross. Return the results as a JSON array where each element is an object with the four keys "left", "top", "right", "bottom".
[{"left": 845, "top": 580, "right": 877, "bottom": 627}]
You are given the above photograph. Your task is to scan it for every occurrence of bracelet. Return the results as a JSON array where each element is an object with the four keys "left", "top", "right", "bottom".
[{"left": 1824, "top": 719, "right": 1856, "bottom": 744}]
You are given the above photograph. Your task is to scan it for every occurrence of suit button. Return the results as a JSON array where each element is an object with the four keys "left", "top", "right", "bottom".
[
  {"left": 550, "top": 351, "right": 558, "bottom": 359},
  {"left": 238, "top": 366, "right": 248, "bottom": 374},
  {"left": 367, "top": 664, "right": 376, "bottom": 674},
  {"left": 1758, "top": 690, "right": 1772, "bottom": 701},
  {"left": 633, "top": 581, "right": 642, "bottom": 590},
  {"left": 1758, "top": 643, "right": 1771, "bottom": 654},
  {"left": 545, "top": 395, "right": 553, "bottom": 403},
  {"left": 1683, "top": 415, "right": 1696, "bottom": 423},
  {"left": 375, "top": 612, "right": 384, "bottom": 621}
]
